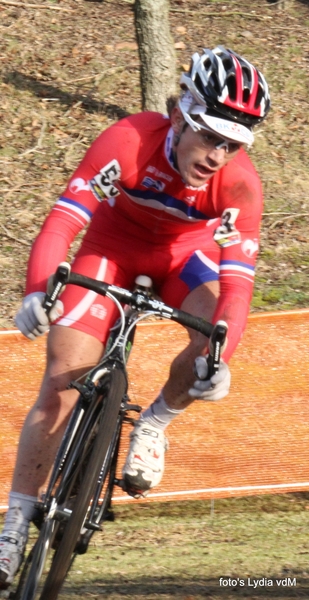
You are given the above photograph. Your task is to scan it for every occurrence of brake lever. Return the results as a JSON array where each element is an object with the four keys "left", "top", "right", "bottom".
[
  {"left": 42, "top": 262, "right": 71, "bottom": 317},
  {"left": 206, "top": 320, "right": 228, "bottom": 379}
]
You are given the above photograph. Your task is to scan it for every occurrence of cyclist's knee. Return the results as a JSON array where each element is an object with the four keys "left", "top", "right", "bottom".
[
  {"left": 46, "top": 325, "right": 103, "bottom": 379},
  {"left": 36, "top": 326, "right": 103, "bottom": 413},
  {"left": 186, "top": 332, "right": 208, "bottom": 357}
]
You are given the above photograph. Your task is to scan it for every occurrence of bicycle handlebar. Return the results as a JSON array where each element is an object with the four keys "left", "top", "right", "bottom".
[{"left": 43, "top": 263, "right": 228, "bottom": 375}]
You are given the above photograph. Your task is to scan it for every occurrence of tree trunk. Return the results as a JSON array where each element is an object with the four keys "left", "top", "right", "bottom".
[{"left": 134, "top": 0, "right": 177, "bottom": 113}]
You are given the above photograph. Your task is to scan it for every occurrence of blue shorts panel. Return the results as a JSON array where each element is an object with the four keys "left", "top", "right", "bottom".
[{"left": 179, "top": 250, "right": 220, "bottom": 290}]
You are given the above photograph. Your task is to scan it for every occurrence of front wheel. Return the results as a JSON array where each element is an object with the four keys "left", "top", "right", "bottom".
[
  {"left": 12, "top": 518, "right": 57, "bottom": 600},
  {"left": 39, "top": 367, "right": 126, "bottom": 600}
]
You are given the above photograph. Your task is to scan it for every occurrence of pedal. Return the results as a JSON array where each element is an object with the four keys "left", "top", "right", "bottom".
[
  {"left": 114, "top": 477, "right": 126, "bottom": 490},
  {"left": 34, "top": 500, "right": 45, "bottom": 511},
  {"left": 125, "top": 403, "right": 142, "bottom": 412},
  {"left": 32, "top": 502, "right": 46, "bottom": 531},
  {"left": 119, "top": 474, "right": 150, "bottom": 500},
  {"left": 123, "top": 416, "right": 136, "bottom": 425},
  {"left": 0, "top": 588, "right": 11, "bottom": 597},
  {"left": 74, "top": 530, "right": 93, "bottom": 555},
  {"left": 114, "top": 477, "right": 145, "bottom": 499},
  {"left": 102, "top": 508, "right": 115, "bottom": 522}
]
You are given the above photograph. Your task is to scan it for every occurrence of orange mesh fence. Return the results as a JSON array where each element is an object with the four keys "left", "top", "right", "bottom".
[{"left": 0, "top": 309, "right": 309, "bottom": 510}]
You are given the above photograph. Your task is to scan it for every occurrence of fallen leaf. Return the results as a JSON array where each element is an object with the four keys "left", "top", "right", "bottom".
[{"left": 174, "top": 41, "right": 186, "bottom": 50}]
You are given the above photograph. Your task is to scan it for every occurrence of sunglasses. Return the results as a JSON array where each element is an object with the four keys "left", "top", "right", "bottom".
[
  {"left": 184, "top": 113, "right": 244, "bottom": 153},
  {"left": 197, "top": 128, "right": 242, "bottom": 154}
]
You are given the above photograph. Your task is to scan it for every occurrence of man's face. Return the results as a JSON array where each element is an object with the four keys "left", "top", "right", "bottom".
[{"left": 171, "top": 110, "right": 243, "bottom": 188}]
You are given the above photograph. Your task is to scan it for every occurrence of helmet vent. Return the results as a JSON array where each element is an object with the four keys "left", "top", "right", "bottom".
[
  {"left": 222, "top": 57, "right": 233, "bottom": 71},
  {"left": 210, "top": 74, "right": 221, "bottom": 96},
  {"left": 242, "top": 66, "right": 252, "bottom": 86},
  {"left": 194, "top": 73, "right": 207, "bottom": 98},
  {"left": 226, "top": 76, "right": 237, "bottom": 101},
  {"left": 243, "top": 88, "right": 250, "bottom": 104},
  {"left": 202, "top": 57, "right": 212, "bottom": 71},
  {"left": 255, "top": 85, "right": 264, "bottom": 109}
]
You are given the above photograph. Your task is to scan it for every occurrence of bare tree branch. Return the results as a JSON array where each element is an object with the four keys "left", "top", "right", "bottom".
[{"left": 0, "top": 0, "right": 73, "bottom": 11}]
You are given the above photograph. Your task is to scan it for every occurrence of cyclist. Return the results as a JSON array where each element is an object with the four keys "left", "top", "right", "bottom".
[{"left": 0, "top": 46, "right": 270, "bottom": 587}]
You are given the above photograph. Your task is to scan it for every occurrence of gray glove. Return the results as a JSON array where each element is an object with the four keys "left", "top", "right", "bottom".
[
  {"left": 188, "top": 356, "right": 231, "bottom": 401},
  {"left": 14, "top": 292, "right": 64, "bottom": 340}
]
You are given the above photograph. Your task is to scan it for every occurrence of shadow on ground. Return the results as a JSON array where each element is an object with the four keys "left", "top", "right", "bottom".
[
  {"left": 60, "top": 574, "right": 309, "bottom": 599},
  {"left": 3, "top": 71, "right": 130, "bottom": 120}
]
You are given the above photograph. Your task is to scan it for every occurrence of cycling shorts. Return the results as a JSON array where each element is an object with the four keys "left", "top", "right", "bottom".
[{"left": 55, "top": 211, "right": 221, "bottom": 344}]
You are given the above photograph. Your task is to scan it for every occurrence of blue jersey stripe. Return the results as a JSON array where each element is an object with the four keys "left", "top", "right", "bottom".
[
  {"left": 57, "top": 196, "right": 93, "bottom": 219},
  {"left": 122, "top": 187, "right": 210, "bottom": 221},
  {"left": 220, "top": 259, "right": 255, "bottom": 272}
]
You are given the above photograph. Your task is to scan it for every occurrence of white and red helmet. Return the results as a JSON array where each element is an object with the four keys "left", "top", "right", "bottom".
[{"left": 179, "top": 46, "right": 270, "bottom": 145}]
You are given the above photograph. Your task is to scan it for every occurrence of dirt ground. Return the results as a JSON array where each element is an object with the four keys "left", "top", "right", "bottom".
[{"left": 1, "top": 0, "right": 309, "bottom": 327}]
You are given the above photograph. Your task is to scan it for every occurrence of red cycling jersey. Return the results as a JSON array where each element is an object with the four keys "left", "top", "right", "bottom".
[{"left": 26, "top": 112, "right": 263, "bottom": 361}]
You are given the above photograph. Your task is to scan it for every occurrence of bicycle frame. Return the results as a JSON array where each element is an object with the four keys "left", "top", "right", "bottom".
[
  {"left": 33, "top": 274, "right": 161, "bottom": 531},
  {"left": 13, "top": 262, "right": 227, "bottom": 599}
]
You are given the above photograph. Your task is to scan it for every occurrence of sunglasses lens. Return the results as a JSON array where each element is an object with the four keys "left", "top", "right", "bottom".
[{"left": 195, "top": 122, "right": 241, "bottom": 153}]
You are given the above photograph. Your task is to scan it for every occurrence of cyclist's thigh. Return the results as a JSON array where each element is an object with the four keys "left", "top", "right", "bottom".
[{"left": 52, "top": 249, "right": 132, "bottom": 345}]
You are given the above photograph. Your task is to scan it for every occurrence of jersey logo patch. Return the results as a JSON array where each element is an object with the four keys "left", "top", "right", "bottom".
[
  {"left": 90, "top": 304, "right": 107, "bottom": 320},
  {"left": 242, "top": 238, "right": 259, "bottom": 258},
  {"left": 146, "top": 165, "right": 173, "bottom": 182},
  {"left": 213, "top": 208, "right": 241, "bottom": 248},
  {"left": 141, "top": 176, "right": 165, "bottom": 192},
  {"left": 69, "top": 178, "right": 90, "bottom": 194},
  {"left": 89, "top": 159, "right": 121, "bottom": 202}
]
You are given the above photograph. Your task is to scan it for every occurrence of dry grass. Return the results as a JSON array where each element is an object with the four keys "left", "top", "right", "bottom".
[
  {"left": 5, "top": 495, "right": 309, "bottom": 599},
  {"left": 1, "top": 0, "right": 309, "bottom": 326}
]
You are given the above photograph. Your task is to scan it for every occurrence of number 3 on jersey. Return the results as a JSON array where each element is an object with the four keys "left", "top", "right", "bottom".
[{"left": 90, "top": 159, "right": 121, "bottom": 202}]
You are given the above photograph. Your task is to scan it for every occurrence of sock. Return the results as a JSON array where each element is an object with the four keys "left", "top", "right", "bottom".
[
  {"left": 1, "top": 492, "right": 37, "bottom": 539},
  {"left": 140, "top": 390, "right": 184, "bottom": 431}
]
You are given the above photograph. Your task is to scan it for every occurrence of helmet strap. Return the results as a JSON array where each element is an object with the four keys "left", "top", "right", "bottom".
[{"left": 172, "top": 121, "right": 188, "bottom": 172}]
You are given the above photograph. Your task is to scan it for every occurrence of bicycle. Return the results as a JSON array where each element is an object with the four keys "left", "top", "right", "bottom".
[{"left": 10, "top": 262, "right": 227, "bottom": 600}]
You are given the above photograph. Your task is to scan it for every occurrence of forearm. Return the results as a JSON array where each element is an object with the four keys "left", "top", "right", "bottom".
[
  {"left": 211, "top": 284, "right": 252, "bottom": 362},
  {"left": 25, "top": 212, "right": 82, "bottom": 295}
]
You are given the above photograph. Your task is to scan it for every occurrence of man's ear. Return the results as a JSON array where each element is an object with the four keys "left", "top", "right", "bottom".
[{"left": 170, "top": 106, "right": 185, "bottom": 135}]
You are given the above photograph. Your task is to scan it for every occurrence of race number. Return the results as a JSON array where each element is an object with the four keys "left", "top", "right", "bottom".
[
  {"left": 89, "top": 159, "right": 121, "bottom": 202},
  {"left": 213, "top": 208, "right": 241, "bottom": 248}
]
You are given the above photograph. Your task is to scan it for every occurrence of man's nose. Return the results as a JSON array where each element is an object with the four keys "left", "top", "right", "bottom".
[{"left": 207, "top": 146, "right": 227, "bottom": 166}]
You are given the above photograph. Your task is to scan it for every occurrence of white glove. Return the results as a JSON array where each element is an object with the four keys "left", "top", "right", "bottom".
[
  {"left": 188, "top": 356, "right": 231, "bottom": 401},
  {"left": 14, "top": 292, "right": 64, "bottom": 340}
]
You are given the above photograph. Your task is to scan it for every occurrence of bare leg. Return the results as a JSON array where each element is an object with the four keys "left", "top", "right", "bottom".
[
  {"left": 122, "top": 281, "right": 220, "bottom": 496},
  {"left": 11, "top": 326, "right": 103, "bottom": 498},
  {"left": 162, "top": 280, "right": 219, "bottom": 409}
]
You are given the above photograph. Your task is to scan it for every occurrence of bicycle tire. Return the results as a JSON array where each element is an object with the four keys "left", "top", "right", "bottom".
[
  {"left": 13, "top": 375, "right": 112, "bottom": 600},
  {"left": 12, "top": 518, "right": 57, "bottom": 600},
  {"left": 39, "top": 367, "right": 126, "bottom": 600},
  {"left": 74, "top": 409, "right": 124, "bottom": 554}
]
